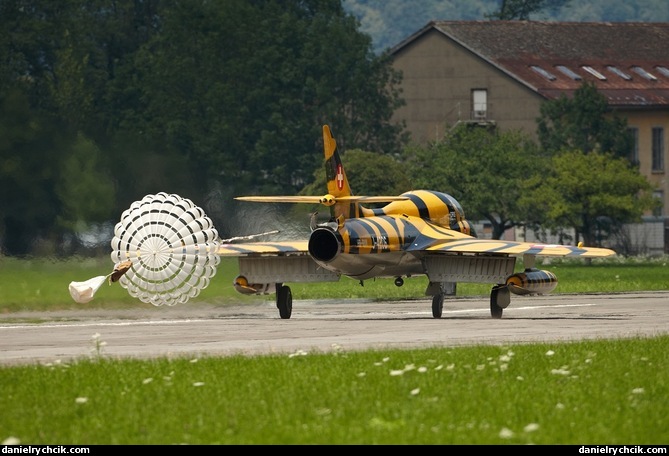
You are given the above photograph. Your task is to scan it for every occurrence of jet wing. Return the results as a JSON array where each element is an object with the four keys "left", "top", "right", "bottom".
[
  {"left": 217, "top": 240, "right": 309, "bottom": 256},
  {"left": 424, "top": 238, "right": 615, "bottom": 257}
]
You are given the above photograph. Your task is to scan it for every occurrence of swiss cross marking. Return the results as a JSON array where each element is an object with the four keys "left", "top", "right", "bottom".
[{"left": 336, "top": 164, "right": 344, "bottom": 190}]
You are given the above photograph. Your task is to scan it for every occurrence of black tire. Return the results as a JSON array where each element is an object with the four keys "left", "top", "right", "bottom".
[
  {"left": 490, "top": 287, "right": 503, "bottom": 319},
  {"left": 432, "top": 294, "right": 444, "bottom": 318},
  {"left": 277, "top": 285, "right": 293, "bottom": 319}
]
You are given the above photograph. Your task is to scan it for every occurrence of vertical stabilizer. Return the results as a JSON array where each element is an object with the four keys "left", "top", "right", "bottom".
[{"left": 323, "top": 125, "right": 356, "bottom": 219}]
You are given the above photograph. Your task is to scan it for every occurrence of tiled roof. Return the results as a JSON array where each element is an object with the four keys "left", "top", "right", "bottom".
[{"left": 392, "top": 21, "right": 669, "bottom": 107}]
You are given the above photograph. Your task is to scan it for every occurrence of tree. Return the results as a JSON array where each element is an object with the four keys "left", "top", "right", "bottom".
[
  {"left": 403, "top": 125, "right": 545, "bottom": 239},
  {"left": 0, "top": 0, "right": 407, "bottom": 255},
  {"left": 122, "top": 0, "right": 406, "bottom": 197},
  {"left": 0, "top": 90, "right": 71, "bottom": 255},
  {"left": 523, "top": 150, "right": 659, "bottom": 247},
  {"left": 487, "top": 0, "right": 571, "bottom": 20},
  {"left": 530, "top": 80, "right": 655, "bottom": 248},
  {"left": 300, "top": 149, "right": 412, "bottom": 197},
  {"left": 54, "top": 134, "right": 116, "bottom": 237},
  {"left": 537, "top": 82, "right": 633, "bottom": 158}
]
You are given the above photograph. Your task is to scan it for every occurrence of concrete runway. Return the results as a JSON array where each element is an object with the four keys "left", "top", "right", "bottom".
[{"left": 0, "top": 291, "right": 667, "bottom": 365}]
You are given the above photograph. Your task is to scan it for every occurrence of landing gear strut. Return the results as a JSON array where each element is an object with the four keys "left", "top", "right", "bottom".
[{"left": 276, "top": 283, "right": 292, "bottom": 319}]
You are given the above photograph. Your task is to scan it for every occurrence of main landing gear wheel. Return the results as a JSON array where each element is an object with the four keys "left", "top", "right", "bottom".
[
  {"left": 490, "top": 285, "right": 510, "bottom": 319},
  {"left": 276, "top": 284, "right": 292, "bottom": 319},
  {"left": 432, "top": 294, "right": 444, "bottom": 318}
]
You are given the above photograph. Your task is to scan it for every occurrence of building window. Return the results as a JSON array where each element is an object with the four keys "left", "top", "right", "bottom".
[
  {"left": 530, "top": 65, "right": 556, "bottom": 80},
  {"left": 607, "top": 66, "right": 632, "bottom": 80},
  {"left": 628, "top": 127, "right": 639, "bottom": 165},
  {"left": 471, "top": 89, "right": 487, "bottom": 120},
  {"left": 652, "top": 127, "right": 664, "bottom": 172},
  {"left": 555, "top": 65, "right": 581, "bottom": 80},
  {"left": 652, "top": 191, "right": 664, "bottom": 217},
  {"left": 632, "top": 66, "right": 657, "bottom": 81},
  {"left": 582, "top": 66, "right": 607, "bottom": 80},
  {"left": 655, "top": 66, "right": 669, "bottom": 78}
]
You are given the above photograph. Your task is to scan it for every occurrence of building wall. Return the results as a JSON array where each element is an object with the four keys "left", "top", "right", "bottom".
[
  {"left": 623, "top": 109, "right": 669, "bottom": 217},
  {"left": 392, "top": 29, "right": 544, "bottom": 144}
]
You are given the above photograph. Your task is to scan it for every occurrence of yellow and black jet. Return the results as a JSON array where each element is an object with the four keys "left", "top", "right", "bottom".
[{"left": 218, "top": 125, "right": 616, "bottom": 320}]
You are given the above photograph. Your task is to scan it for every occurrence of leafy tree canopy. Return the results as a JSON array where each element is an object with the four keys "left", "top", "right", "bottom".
[
  {"left": 537, "top": 82, "right": 633, "bottom": 158},
  {"left": 522, "top": 150, "right": 659, "bottom": 246},
  {"left": 0, "top": 0, "right": 406, "bottom": 254},
  {"left": 403, "top": 125, "right": 545, "bottom": 239}
]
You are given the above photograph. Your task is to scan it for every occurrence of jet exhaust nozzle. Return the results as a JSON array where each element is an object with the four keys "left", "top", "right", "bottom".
[{"left": 308, "top": 227, "right": 342, "bottom": 262}]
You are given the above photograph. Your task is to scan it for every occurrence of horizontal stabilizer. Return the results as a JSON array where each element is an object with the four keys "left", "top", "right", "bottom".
[
  {"left": 217, "top": 240, "right": 309, "bottom": 256},
  {"left": 236, "top": 194, "right": 409, "bottom": 206},
  {"left": 236, "top": 196, "right": 327, "bottom": 203}
]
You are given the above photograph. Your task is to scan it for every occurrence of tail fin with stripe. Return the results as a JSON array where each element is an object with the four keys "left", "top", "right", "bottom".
[{"left": 322, "top": 125, "right": 356, "bottom": 220}]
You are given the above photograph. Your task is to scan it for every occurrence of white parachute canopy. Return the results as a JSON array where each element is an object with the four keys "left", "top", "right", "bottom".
[
  {"left": 69, "top": 192, "right": 221, "bottom": 306},
  {"left": 110, "top": 192, "right": 221, "bottom": 306}
]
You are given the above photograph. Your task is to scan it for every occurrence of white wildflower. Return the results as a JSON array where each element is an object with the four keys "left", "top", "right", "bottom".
[
  {"left": 499, "top": 427, "right": 514, "bottom": 439},
  {"left": 289, "top": 349, "right": 308, "bottom": 357},
  {"left": 551, "top": 368, "right": 571, "bottom": 376},
  {"left": 524, "top": 423, "right": 540, "bottom": 433}
]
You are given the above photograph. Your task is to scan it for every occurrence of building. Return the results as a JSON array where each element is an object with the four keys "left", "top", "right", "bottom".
[{"left": 390, "top": 21, "right": 669, "bottom": 254}]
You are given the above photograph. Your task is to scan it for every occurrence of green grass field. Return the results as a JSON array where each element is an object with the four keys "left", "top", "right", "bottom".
[
  {"left": 1, "top": 255, "right": 669, "bottom": 312},
  {"left": 0, "top": 255, "right": 667, "bottom": 444},
  {"left": 0, "top": 337, "right": 667, "bottom": 444}
]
